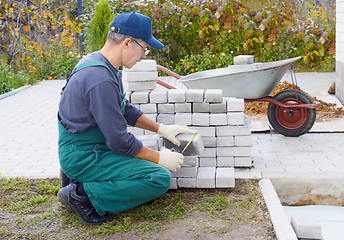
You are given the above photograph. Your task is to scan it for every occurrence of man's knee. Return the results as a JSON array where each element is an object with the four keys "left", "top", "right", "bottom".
[{"left": 150, "top": 167, "right": 172, "bottom": 194}]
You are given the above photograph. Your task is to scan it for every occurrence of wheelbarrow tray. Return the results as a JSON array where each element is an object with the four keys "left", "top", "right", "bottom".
[{"left": 178, "top": 56, "right": 301, "bottom": 99}]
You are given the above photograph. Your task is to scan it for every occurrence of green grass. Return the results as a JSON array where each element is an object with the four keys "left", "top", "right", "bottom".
[{"left": 0, "top": 177, "right": 275, "bottom": 239}]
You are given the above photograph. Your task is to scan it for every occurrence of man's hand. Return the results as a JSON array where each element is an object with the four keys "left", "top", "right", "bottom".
[
  {"left": 158, "top": 148, "right": 184, "bottom": 172},
  {"left": 157, "top": 124, "right": 196, "bottom": 147}
]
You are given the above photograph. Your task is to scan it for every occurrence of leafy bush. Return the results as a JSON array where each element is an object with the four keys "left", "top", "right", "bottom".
[
  {"left": 85, "top": 0, "right": 113, "bottom": 52},
  {"left": 0, "top": 59, "right": 33, "bottom": 94},
  {"left": 0, "top": 0, "right": 82, "bottom": 82},
  {"left": 171, "top": 47, "right": 234, "bottom": 75},
  {"left": 0, "top": 0, "right": 336, "bottom": 94},
  {"left": 104, "top": 0, "right": 335, "bottom": 73}
]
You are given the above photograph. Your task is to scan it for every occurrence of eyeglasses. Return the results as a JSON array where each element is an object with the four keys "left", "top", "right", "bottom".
[{"left": 131, "top": 39, "right": 150, "bottom": 56}]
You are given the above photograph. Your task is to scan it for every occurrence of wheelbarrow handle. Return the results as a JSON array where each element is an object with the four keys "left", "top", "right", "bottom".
[
  {"left": 157, "top": 65, "right": 182, "bottom": 79},
  {"left": 156, "top": 65, "right": 181, "bottom": 89},
  {"left": 245, "top": 97, "right": 321, "bottom": 109}
]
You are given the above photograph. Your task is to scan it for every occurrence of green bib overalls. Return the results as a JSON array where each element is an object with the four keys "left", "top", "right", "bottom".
[{"left": 58, "top": 61, "right": 172, "bottom": 216}]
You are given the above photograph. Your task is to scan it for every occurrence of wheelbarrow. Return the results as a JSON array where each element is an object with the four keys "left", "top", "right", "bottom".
[{"left": 156, "top": 56, "right": 320, "bottom": 137}]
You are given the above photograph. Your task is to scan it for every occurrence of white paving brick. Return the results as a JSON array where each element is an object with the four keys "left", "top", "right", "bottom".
[
  {"left": 175, "top": 103, "right": 191, "bottom": 113},
  {"left": 157, "top": 103, "right": 175, "bottom": 113},
  {"left": 186, "top": 89, "right": 204, "bottom": 102},
  {"left": 216, "top": 121, "right": 251, "bottom": 136},
  {"left": 178, "top": 178, "right": 197, "bottom": 188},
  {"left": 227, "top": 112, "right": 245, "bottom": 125},
  {"left": 169, "top": 178, "right": 178, "bottom": 189},
  {"left": 124, "top": 59, "right": 157, "bottom": 71},
  {"left": 175, "top": 113, "right": 192, "bottom": 125},
  {"left": 204, "top": 89, "right": 223, "bottom": 103},
  {"left": 197, "top": 167, "right": 216, "bottom": 188},
  {"left": 139, "top": 103, "right": 157, "bottom": 114},
  {"left": 217, "top": 156, "right": 234, "bottom": 167},
  {"left": 233, "top": 55, "right": 254, "bottom": 65},
  {"left": 172, "top": 167, "right": 198, "bottom": 178},
  {"left": 192, "top": 113, "right": 210, "bottom": 126},
  {"left": 200, "top": 147, "right": 216, "bottom": 158},
  {"left": 192, "top": 102, "right": 209, "bottom": 113},
  {"left": 183, "top": 156, "right": 199, "bottom": 167},
  {"left": 168, "top": 89, "right": 186, "bottom": 103},
  {"left": 164, "top": 133, "right": 204, "bottom": 156},
  {"left": 189, "top": 126, "right": 216, "bottom": 137},
  {"left": 217, "top": 147, "right": 234, "bottom": 157},
  {"left": 122, "top": 71, "right": 158, "bottom": 81},
  {"left": 209, "top": 101, "right": 227, "bottom": 113},
  {"left": 130, "top": 91, "right": 151, "bottom": 104},
  {"left": 157, "top": 114, "right": 175, "bottom": 125},
  {"left": 150, "top": 90, "right": 167, "bottom": 103},
  {"left": 217, "top": 136, "right": 235, "bottom": 147},
  {"left": 202, "top": 136, "right": 217, "bottom": 147},
  {"left": 216, "top": 167, "right": 235, "bottom": 188},
  {"left": 199, "top": 157, "right": 217, "bottom": 167},
  {"left": 225, "top": 97, "right": 244, "bottom": 112},
  {"left": 123, "top": 80, "right": 157, "bottom": 92},
  {"left": 210, "top": 113, "right": 227, "bottom": 126},
  {"left": 291, "top": 213, "right": 322, "bottom": 240}
]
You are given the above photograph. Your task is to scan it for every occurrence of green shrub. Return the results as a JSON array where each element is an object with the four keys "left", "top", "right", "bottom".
[
  {"left": 86, "top": 0, "right": 113, "bottom": 52},
  {"left": 105, "top": 0, "right": 335, "bottom": 72},
  {"left": 171, "top": 47, "right": 234, "bottom": 76},
  {"left": 0, "top": 60, "right": 33, "bottom": 94}
]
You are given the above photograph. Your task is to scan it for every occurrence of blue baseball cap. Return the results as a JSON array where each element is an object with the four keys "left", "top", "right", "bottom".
[{"left": 110, "top": 12, "right": 164, "bottom": 49}]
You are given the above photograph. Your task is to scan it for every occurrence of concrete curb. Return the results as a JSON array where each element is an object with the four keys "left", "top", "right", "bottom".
[
  {"left": 259, "top": 178, "right": 297, "bottom": 240},
  {"left": 0, "top": 85, "right": 31, "bottom": 100}
]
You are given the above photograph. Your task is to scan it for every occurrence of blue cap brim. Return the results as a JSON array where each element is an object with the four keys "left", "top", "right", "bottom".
[{"left": 144, "top": 36, "right": 164, "bottom": 49}]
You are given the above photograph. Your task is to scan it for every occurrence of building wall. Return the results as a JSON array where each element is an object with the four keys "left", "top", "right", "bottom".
[{"left": 336, "top": 0, "right": 344, "bottom": 103}]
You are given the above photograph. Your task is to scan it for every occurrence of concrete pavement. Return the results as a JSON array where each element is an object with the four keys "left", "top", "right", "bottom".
[{"left": 0, "top": 73, "right": 343, "bottom": 179}]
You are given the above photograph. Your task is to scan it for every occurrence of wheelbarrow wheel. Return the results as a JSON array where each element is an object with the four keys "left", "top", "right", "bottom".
[
  {"left": 60, "top": 168, "right": 71, "bottom": 188},
  {"left": 267, "top": 89, "right": 316, "bottom": 137}
]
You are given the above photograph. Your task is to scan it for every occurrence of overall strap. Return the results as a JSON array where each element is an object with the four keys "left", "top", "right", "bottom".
[
  {"left": 61, "top": 61, "right": 120, "bottom": 93},
  {"left": 75, "top": 61, "right": 119, "bottom": 85}
]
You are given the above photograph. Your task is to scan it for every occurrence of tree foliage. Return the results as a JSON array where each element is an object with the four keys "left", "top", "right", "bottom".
[{"left": 85, "top": 0, "right": 113, "bottom": 52}]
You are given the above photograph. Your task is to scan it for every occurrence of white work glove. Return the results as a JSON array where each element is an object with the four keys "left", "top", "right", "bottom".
[
  {"left": 157, "top": 123, "right": 197, "bottom": 147},
  {"left": 158, "top": 148, "right": 184, "bottom": 172}
]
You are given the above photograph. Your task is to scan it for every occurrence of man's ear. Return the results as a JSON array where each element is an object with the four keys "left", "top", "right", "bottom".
[{"left": 122, "top": 38, "right": 131, "bottom": 48}]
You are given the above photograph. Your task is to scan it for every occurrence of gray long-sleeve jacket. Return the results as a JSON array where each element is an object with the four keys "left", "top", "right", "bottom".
[{"left": 58, "top": 51, "right": 143, "bottom": 156}]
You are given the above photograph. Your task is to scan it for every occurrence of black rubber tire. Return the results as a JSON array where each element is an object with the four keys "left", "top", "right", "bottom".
[
  {"left": 267, "top": 89, "right": 316, "bottom": 137},
  {"left": 60, "top": 168, "right": 71, "bottom": 188}
]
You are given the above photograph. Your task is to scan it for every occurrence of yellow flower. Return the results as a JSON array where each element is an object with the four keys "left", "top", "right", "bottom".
[
  {"left": 186, "top": 65, "right": 189, "bottom": 68},
  {"left": 191, "top": 69, "right": 194, "bottom": 72}
]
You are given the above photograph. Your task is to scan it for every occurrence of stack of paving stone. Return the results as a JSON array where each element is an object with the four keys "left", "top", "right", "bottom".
[
  {"left": 125, "top": 60, "right": 252, "bottom": 189},
  {"left": 122, "top": 60, "right": 158, "bottom": 92}
]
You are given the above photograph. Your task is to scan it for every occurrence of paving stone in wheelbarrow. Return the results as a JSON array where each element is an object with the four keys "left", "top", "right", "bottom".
[{"left": 163, "top": 133, "right": 204, "bottom": 156}]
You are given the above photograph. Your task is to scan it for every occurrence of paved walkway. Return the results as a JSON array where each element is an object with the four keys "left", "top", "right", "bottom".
[{"left": 0, "top": 74, "right": 343, "bottom": 179}]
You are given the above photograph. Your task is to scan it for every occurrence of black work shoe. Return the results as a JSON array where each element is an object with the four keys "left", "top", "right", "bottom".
[{"left": 57, "top": 182, "right": 114, "bottom": 226}]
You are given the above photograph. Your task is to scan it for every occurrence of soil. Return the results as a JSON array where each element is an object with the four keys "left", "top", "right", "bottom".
[
  {"left": 0, "top": 178, "right": 276, "bottom": 240},
  {"left": 244, "top": 81, "right": 344, "bottom": 119}
]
